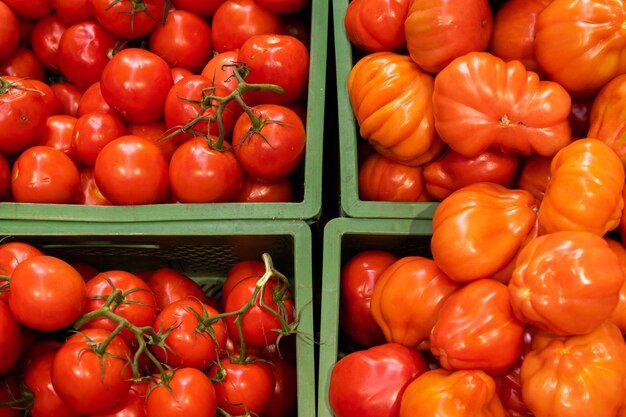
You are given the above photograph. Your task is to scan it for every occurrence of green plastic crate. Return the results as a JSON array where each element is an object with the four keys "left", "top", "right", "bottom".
[
  {"left": 0, "top": 0, "right": 328, "bottom": 223},
  {"left": 0, "top": 219, "right": 315, "bottom": 417},
  {"left": 332, "top": 0, "right": 438, "bottom": 219},
  {"left": 317, "top": 217, "right": 432, "bottom": 417}
]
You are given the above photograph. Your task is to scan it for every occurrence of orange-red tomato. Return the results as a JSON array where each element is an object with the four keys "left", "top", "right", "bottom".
[
  {"left": 521, "top": 322, "right": 626, "bottom": 417},
  {"left": 588, "top": 74, "right": 626, "bottom": 166},
  {"left": 399, "top": 369, "right": 506, "bottom": 417},
  {"left": 516, "top": 154, "right": 552, "bottom": 202},
  {"left": 509, "top": 231, "right": 625, "bottom": 336},
  {"left": 538, "top": 138, "right": 625, "bottom": 236},
  {"left": 432, "top": 52, "right": 572, "bottom": 159},
  {"left": 607, "top": 238, "right": 626, "bottom": 334},
  {"left": 344, "top": 0, "right": 410, "bottom": 52},
  {"left": 347, "top": 52, "right": 444, "bottom": 166},
  {"left": 431, "top": 182, "right": 538, "bottom": 283}
]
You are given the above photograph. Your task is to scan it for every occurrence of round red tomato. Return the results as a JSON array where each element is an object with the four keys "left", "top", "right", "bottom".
[
  {"left": 144, "top": 268, "right": 208, "bottom": 310},
  {"left": 344, "top": 0, "right": 409, "bottom": 52},
  {"left": 170, "top": 66, "right": 193, "bottom": 83},
  {"left": 57, "top": 21, "right": 117, "bottom": 89},
  {"left": 51, "top": 328, "right": 132, "bottom": 415},
  {"left": 80, "top": 270, "right": 157, "bottom": 346},
  {"left": 76, "top": 166, "right": 111, "bottom": 205},
  {"left": 263, "top": 357, "right": 298, "bottom": 417},
  {"left": 232, "top": 104, "right": 306, "bottom": 182},
  {"left": 151, "top": 298, "right": 227, "bottom": 369},
  {"left": 89, "top": 380, "right": 148, "bottom": 417},
  {"left": 90, "top": 0, "right": 166, "bottom": 39},
  {"left": 0, "top": 301, "right": 21, "bottom": 376},
  {"left": 52, "top": 0, "right": 94, "bottom": 23},
  {"left": 359, "top": 152, "right": 431, "bottom": 202},
  {"left": 145, "top": 367, "right": 216, "bottom": 417},
  {"left": 77, "top": 81, "right": 121, "bottom": 119},
  {"left": 49, "top": 82, "right": 84, "bottom": 116},
  {"left": 0, "top": 242, "right": 43, "bottom": 301},
  {"left": 11, "top": 145, "right": 80, "bottom": 203},
  {"left": 170, "top": 0, "right": 224, "bottom": 17},
  {"left": 238, "top": 34, "right": 309, "bottom": 106},
  {"left": 36, "top": 114, "right": 81, "bottom": 167},
  {"left": 72, "top": 111, "right": 127, "bottom": 166},
  {"left": 234, "top": 176, "right": 293, "bottom": 202},
  {"left": 148, "top": 10, "right": 212, "bottom": 72},
  {"left": 169, "top": 137, "right": 243, "bottom": 203},
  {"left": 94, "top": 134, "right": 170, "bottom": 205},
  {"left": 0, "top": 76, "right": 47, "bottom": 155},
  {"left": 222, "top": 260, "right": 266, "bottom": 303},
  {"left": 2, "top": 0, "right": 52, "bottom": 19},
  {"left": 200, "top": 50, "right": 239, "bottom": 92},
  {"left": 9, "top": 255, "right": 86, "bottom": 331},
  {"left": 210, "top": 0, "right": 284, "bottom": 53},
  {"left": 0, "top": 2, "right": 19, "bottom": 61},
  {"left": 224, "top": 275, "right": 295, "bottom": 348},
  {"left": 26, "top": 79, "right": 60, "bottom": 117},
  {"left": 127, "top": 121, "right": 177, "bottom": 161},
  {"left": 208, "top": 356, "right": 275, "bottom": 416},
  {"left": 29, "top": 13, "right": 68, "bottom": 73}
]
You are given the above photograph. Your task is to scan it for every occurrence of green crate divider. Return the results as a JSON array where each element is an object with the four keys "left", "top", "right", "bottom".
[
  {"left": 332, "top": 0, "right": 439, "bottom": 219},
  {"left": 0, "top": 219, "right": 315, "bottom": 417},
  {"left": 0, "top": 0, "right": 328, "bottom": 223},
  {"left": 317, "top": 217, "right": 432, "bottom": 417}
]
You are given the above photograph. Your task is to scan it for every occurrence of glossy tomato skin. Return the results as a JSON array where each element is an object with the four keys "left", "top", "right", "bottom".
[
  {"left": 0, "top": 242, "right": 43, "bottom": 302},
  {"left": 49, "top": 82, "right": 83, "bottom": 117},
  {"left": 340, "top": 250, "right": 398, "bottom": 347},
  {"left": 588, "top": 74, "right": 626, "bottom": 166},
  {"left": 516, "top": 154, "right": 552, "bottom": 201},
  {"left": 90, "top": 0, "right": 166, "bottom": 39},
  {"left": 423, "top": 148, "right": 519, "bottom": 201},
  {"left": 509, "top": 231, "right": 625, "bottom": 336},
  {"left": 0, "top": 1, "right": 19, "bottom": 61},
  {"left": 77, "top": 82, "right": 121, "bottom": 119},
  {"left": 52, "top": 0, "right": 94, "bottom": 23},
  {"left": 238, "top": 34, "right": 309, "bottom": 106},
  {"left": 148, "top": 10, "right": 212, "bottom": 72},
  {"left": 151, "top": 298, "right": 227, "bottom": 369},
  {"left": 76, "top": 166, "right": 111, "bottom": 205},
  {"left": 9, "top": 255, "right": 86, "bottom": 331},
  {"left": 262, "top": 357, "right": 297, "bottom": 417},
  {"left": 57, "top": 21, "right": 117, "bottom": 89},
  {"left": 126, "top": 121, "right": 177, "bottom": 161},
  {"left": 168, "top": 137, "right": 243, "bottom": 203},
  {"left": 26, "top": 79, "right": 60, "bottom": 117},
  {"left": 89, "top": 380, "right": 148, "bottom": 417},
  {"left": 11, "top": 146, "right": 80, "bottom": 203},
  {"left": 3, "top": 0, "right": 52, "bottom": 19},
  {"left": 222, "top": 260, "right": 266, "bottom": 304},
  {"left": 171, "top": 0, "right": 225, "bottom": 17},
  {"left": 72, "top": 111, "right": 127, "bottom": 167},
  {"left": 399, "top": 369, "right": 506, "bottom": 417},
  {"left": 344, "top": 0, "right": 409, "bottom": 52},
  {"left": 100, "top": 48, "right": 173, "bottom": 124},
  {"left": 51, "top": 328, "right": 132, "bottom": 415},
  {"left": 37, "top": 114, "right": 81, "bottom": 167},
  {"left": 0, "top": 301, "right": 21, "bottom": 376},
  {"left": 94, "top": 135, "right": 170, "bottom": 205},
  {"left": 495, "top": 361, "right": 533, "bottom": 417},
  {"left": 328, "top": 343, "right": 428, "bottom": 417},
  {"left": 0, "top": 46, "right": 46, "bottom": 81},
  {"left": 233, "top": 175, "right": 293, "bottom": 202},
  {"left": 359, "top": 152, "right": 431, "bottom": 202},
  {"left": 0, "top": 76, "right": 47, "bottom": 155},
  {"left": 211, "top": 0, "right": 284, "bottom": 53},
  {"left": 29, "top": 13, "right": 67, "bottom": 73},
  {"left": 607, "top": 238, "right": 626, "bottom": 333},
  {"left": 145, "top": 367, "right": 216, "bottom": 417},
  {"left": 232, "top": 104, "right": 306, "bottom": 182},
  {"left": 200, "top": 50, "right": 239, "bottom": 92},
  {"left": 144, "top": 268, "right": 208, "bottom": 310}
]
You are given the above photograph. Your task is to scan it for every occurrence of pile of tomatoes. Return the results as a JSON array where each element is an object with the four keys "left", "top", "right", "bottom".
[
  {"left": 0, "top": 0, "right": 311, "bottom": 206},
  {"left": 0, "top": 242, "right": 298, "bottom": 417},
  {"left": 329, "top": 0, "right": 626, "bottom": 416}
]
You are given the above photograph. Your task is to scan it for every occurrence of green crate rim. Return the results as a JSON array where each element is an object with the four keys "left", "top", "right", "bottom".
[
  {"left": 317, "top": 217, "right": 432, "bottom": 417},
  {"left": 0, "top": 0, "right": 328, "bottom": 223},
  {"left": 0, "top": 219, "right": 316, "bottom": 417},
  {"left": 333, "top": 0, "right": 438, "bottom": 219}
]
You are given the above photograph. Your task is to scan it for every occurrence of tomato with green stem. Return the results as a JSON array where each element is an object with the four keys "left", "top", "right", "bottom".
[
  {"left": 145, "top": 367, "right": 216, "bottom": 417},
  {"left": 0, "top": 242, "right": 43, "bottom": 302},
  {"left": 0, "top": 373, "right": 22, "bottom": 417},
  {"left": 89, "top": 0, "right": 167, "bottom": 39},
  {"left": 222, "top": 260, "right": 266, "bottom": 304}
]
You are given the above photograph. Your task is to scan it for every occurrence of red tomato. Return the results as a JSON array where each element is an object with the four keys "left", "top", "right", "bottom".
[
  {"left": 238, "top": 34, "right": 309, "bottom": 106},
  {"left": 49, "top": 82, "right": 83, "bottom": 116},
  {"left": 516, "top": 154, "right": 552, "bottom": 201},
  {"left": 151, "top": 298, "right": 227, "bottom": 369},
  {"left": 328, "top": 343, "right": 429, "bottom": 417},
  {"left": 210, "top": 0, "right": 285, "bottom": 53},
  {"left": 144, "top": 268, "right": 208, "bottom": 309},
  {"left": 222, "top": 260, "right": 266, "bottom": 303},
  {"left": 17, "top": 18, "right": 35, "bottom": 48},
  {"left": 127, "top": 121, "right": 177, "bottom": 161},
  {"left": 0, "top": 301, "right": 21, "bottom": 376},
  {"left": 0, "top": 76, "right": 47, "bottom": 155},
  {"left": 52, "top": 0, "right": 94, "bottom": 24},
  {"left": 51, "top": 329, "right": 132, "bottom": 415},
  {"left": 0, "top": 154, "right": 8, "bottom": 201},
  {"left": 0, "top": 242, "right": 43, "bottom": 301},
  {"left": 0, "top": 373, "right": 22, "bottom": 417},
  {"left": 262, "top": 357, "right": 297, "bottom": 417},
  {"left": 224, "top": 276, "right": 295, "bottom": 348},
  {"left": 232, "top": 104, "right": 306, "bottom": 182},
  {"left": 77, "top": 81, "right": 122, "bottom": 119},
  {"left": 2, "top": 0, "right": 52, "bottom": 19},
  {"left": 29, "top": 13, "right": 68, "bottom": 73},
  {"left": 145, "top": 367, "right": 216, "bottom": 417},
  {"left": 89, "top": 0, "right": 166, "bottom": 39},
  {"left": 76, "top": 166, "right": 111, "bottom": 205},
  {"left": 100, "top": 48, "right": 173, "bottom": 124},
  {"left": 359, "top": 152, "right": 431, "bottom": 202},
  {"left": 94, "top": 134, "right": 170, "bottom": 205},
  {"left": 57, "top": 21, "right": 117, "bottom": 89},
  {"left": 208, "top": 357, "right": 275, "bottom": 416},
  {"left": 170, "top": 0, "right": 225, "bottom": 17},
  {"left": 72, "top": 111, "right": 127, "bottom": 166},
  {"left": 234, "top": 176, "right": 293, "bottom": 202},
  {"left": 23, "top": 352, "right": 83, "bottom": 417},
  {"left": 344, "top": 0, "right": 409, "bottom": 52},
  {"left": 495, "top": 361, "right": 533, "bottom": 417},
  {"left": 27, "top": 79, "right": 61, "bottom": 117},
  {"left": 89, "top": 380, "right": 148, "bottom": 417},
  {"left": 149, "top": 10, "right": 212, "bottom": 72},
  {"left": 69, "top": 261, "right": 99, "bottom": 281},
  {"left": 11, "top": 145, "right": 80, "bottom": 203},
  {"left": 168, "top": 137, "right": 243, "bottom": 203},
  {"left": 0, "top": 2, "right": 19, "bottom": 61},
  {"left": 170, "top": 66, "right": 193, "bottom": 83},
  {"left": 340, "top": 250, "right": 398, "bottom": 347},
  {"left": 200, "top": 50, "right": 240, "bottom": 92},
  {"left": 9, "top": 255, "right": 86, "bottom": 331},
  {"left": 80, "top": 270, "right": 157, "bottom": 346},
  {"left": 36, "top": 114, "right": 81, "bottom": 167}
]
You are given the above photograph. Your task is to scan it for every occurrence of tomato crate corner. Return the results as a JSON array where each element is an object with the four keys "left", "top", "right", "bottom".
[
  {"left": 317, "top": 217, "right": 432, "bottom": 417},
  {"left": 0, "top": 0, "right": 328, "bottom": 224},
  {"left": 0, "top": 219, "right": 315, "bottom": 417},
  {"left": 332, "top": 0, "right": 439, "bottom": 220}
]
